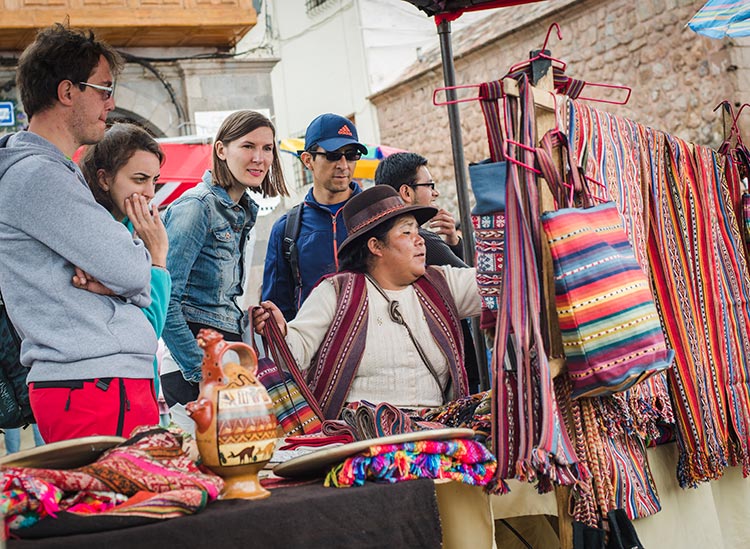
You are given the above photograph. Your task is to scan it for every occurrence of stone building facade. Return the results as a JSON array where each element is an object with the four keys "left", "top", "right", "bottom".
[{"left": 371, "top": 0, "right": 746, "bottom": 212}]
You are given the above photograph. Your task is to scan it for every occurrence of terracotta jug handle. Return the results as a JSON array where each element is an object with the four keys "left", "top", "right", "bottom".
[{"left": 219, "top": 341, "right": 259, "bottom": 377}]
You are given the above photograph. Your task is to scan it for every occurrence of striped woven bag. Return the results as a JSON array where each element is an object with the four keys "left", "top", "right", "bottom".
[
  {"left": 253, "top": 308, "right": 323, "bottom": 437},
  {"left": 538, "top": 133, "right": 674, "bottom": 399}
]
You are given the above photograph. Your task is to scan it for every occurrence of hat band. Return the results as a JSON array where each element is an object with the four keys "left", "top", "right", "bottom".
[{"left": 348, "top": 197, "right": 406, "bottom": 235}]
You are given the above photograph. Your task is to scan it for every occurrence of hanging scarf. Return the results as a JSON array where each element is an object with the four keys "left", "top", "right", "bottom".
[
  {"left": 307, "top": 267, "right": 468, "bottom": 420},
  {"left": 491, "top": 74, "right": 582, "bottom": 495},
  {"left": 646, "top": 133, "right": 730, "bottom": 487},
  {"left": 694, "top": 145, "right": 750, "bottom": 474},
  {"left": 563, "top": 100, "right": 670, "bottom": 519}
]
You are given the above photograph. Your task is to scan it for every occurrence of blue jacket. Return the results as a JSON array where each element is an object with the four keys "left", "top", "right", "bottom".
[
  {"left": 262, "top": 182, "right": 362, "bottom": 321},
  {"left": 162, "top": 171, "right": 258, "bottom": 381}
]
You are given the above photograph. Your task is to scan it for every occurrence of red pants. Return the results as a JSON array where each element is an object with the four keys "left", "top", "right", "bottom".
[{"left": 29, "top": 378, "right": 158, "bottom": 443}]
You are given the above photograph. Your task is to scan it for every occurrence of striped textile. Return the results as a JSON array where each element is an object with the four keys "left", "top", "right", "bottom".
[
  {"left": 744, "top": 193, "right": 750, "bottom": 252},
  {"left": 563, "top": 100, "right": 673, "bottom": 520},
  {"left": 687, "top": 0, "right": 750, "bottom": 39},
  {"left": 694, "top": 145, "right": 750, "bottom": 474},
  {"left": 260, "top": 312, "right": 324, "bottom": 436},
  {"left": 306, "top": 273, "right": 369, "bottom": 419},
  {"left": 541, "top": 202, "right": 674, "bottom": 399},
  {"left": 646, "top": 133, "right": 731, "bottom": 487},
  {"left": 567, "top": 101, "right": 676, "bottom": 428},
  {"left": 256, "top": 357, "right": 322, "bottom": 437},
  {"left": 490, "top": 74, "right": 582, "bottom": 494}
]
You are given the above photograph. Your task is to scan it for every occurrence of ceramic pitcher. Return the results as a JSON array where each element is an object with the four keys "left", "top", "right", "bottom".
[{"left": 186, "top": 329, "right": 279, "bottom": 499}]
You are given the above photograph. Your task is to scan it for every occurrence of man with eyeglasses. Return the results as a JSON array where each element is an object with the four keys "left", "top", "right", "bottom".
[
  {"left": 0, "top": 24, "right": 159, "bottom": 442},
  {"left": 375, "top": 152, "right": 465, "bottom": 268},
  {"left": 375, "top": 152, "right": 481, "bottom": 392},
  {"left": 263, "top": 113, "right": 367, "bottom": 320}
]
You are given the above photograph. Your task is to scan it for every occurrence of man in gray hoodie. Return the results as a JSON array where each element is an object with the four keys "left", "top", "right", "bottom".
[{"left": 0, "top": 24, "right": 159, "bottom": 443}]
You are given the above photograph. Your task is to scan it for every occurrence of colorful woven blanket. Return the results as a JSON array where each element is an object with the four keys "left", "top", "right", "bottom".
[
  {"left": 561, "top": 100, "right": 676, "bottom": 522},
  {"left": 324, "top": 439, "right": 496, "bottom": 488},
  {"left": 0, "top": 426, "right": 222, "bottom": 532}
]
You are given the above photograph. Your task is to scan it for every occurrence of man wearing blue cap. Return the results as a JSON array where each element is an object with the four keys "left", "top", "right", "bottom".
[{"left": 262, "top": 113, "right": 368, "bottom": 320}]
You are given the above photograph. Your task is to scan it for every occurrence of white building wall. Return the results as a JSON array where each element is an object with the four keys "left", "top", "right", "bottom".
[
  {"left": 267, "top": 0, "right": 492, "bottom": 152},
  {"left": 270, "top": 0, "right": 374, "bottom": 140}
]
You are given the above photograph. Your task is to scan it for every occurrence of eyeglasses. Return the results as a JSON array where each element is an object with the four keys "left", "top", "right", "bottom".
[
  {"left": 78, "top": 81, "right": 115, "bottom": 100},
  {"left": 409, "top": 181, "right": 436, "bottom": 190},
  {"left": 309, "top": 150, "right": 362, "bottom": 162}
]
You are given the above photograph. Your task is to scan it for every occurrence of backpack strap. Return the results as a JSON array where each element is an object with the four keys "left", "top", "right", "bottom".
[{"left": 282, "top": 203, "right": 304, "bottom": 303}]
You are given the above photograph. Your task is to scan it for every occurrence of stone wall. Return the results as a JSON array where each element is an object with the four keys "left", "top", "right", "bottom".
[{"left": 371, "top": 0, "right": 741, "bottom": 212}]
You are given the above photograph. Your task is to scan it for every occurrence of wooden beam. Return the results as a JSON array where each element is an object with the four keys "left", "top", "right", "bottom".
[
  {"left": 528, "top": 69, "right": 573, "bottom": 549},
  {"left": 501, "top": 77, "right": 556, "bottom": 111}
]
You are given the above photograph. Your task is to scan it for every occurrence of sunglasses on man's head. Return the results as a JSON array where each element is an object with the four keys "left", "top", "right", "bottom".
[{"left": 309, "top": 150, "right": 362, "bottom": 162}]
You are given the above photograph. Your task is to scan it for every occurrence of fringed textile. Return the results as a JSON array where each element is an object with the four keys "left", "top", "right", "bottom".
[
  {"left": 694, "top": 145, "right": 750, "bottom": 475},
  {"left": 420, "top": 391, "right": 492, "bottom": 446},
  {"left": 490, "top": 74, "right": 582, "bottom": 495},
  {"left": 562, "top": 100, "right": 670, "bottom": 520},
  {"left": 646, "top": 133, "right": 730, "bottom": 487},
  {"left": 567, "top": 100, "right": 673, "bottom": 428}
]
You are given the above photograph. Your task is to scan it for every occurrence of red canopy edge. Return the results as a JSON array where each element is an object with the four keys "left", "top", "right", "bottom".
[{"left": 399, "top": 0, "right": 547, "bottom": 24}]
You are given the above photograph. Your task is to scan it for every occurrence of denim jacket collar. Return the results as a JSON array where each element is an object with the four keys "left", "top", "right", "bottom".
[{"left": 201, "top": 170, "right": 259, "bottom": 221}]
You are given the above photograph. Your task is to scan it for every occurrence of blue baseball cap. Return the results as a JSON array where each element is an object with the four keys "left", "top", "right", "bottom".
[{"left": 303, "top": 113, "right": 368, "bottom": 154}]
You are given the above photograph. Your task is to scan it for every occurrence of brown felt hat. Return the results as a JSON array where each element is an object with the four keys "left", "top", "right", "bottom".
[{"left": 337, "top": 185, "right": 437, "bottom": 258}]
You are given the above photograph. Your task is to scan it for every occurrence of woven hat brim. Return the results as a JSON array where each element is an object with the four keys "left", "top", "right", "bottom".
[{"left": 337, "top": 204, "right": 437, "bottom": 259}]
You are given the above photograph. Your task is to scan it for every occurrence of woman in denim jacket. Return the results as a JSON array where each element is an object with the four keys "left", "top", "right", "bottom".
[{"left": 161, "top": 111, "right": 288, "bottom": 407}]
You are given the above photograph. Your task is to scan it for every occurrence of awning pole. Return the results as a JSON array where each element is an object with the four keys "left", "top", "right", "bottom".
[{"left": 437, "top": 18, "right": 489, "bottom": 392}]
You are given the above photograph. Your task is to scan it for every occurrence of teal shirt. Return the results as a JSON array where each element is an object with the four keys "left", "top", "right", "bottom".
[
  {"left": 122, "top": 217, "right": 171, "bottom": 338},
  {"left": 123, "top": 217, "right": 171, "bottom": 396}
]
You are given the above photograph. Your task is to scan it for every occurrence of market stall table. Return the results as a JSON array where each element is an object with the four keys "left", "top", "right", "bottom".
[{"left": 8, "top": 478, "right": 442, "bottom": 548}]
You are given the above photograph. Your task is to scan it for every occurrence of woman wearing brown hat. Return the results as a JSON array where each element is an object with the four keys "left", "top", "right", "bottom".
[{"left": 253, "top": 185, "right": 481, "bottom": 419}]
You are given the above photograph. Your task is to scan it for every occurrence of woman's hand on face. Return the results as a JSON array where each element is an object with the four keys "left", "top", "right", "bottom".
[
  {"left": 252, "top": 302, "right": 287, "bottom": 336},
  {"left": 72, "top": 266, "right": 115, "bottom": 296},
  {"left": 125, "top": 194, "right": 169, "bottom": 267}
]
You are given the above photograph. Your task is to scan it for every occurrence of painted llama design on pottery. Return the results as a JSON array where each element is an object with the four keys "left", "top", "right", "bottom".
[{"left": 186, "top": 329, "right": 279, "bottom": 499}]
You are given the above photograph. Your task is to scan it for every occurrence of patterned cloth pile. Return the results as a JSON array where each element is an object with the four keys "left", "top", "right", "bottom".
[
  {"left": 419, "top": 391, "right": 491, "bottom": 447},
  {"left": 280, "top": 401, "right": 445, "bottom": 450},
  {"left": 324, "top": 439, "right": 496, "bottom": 488},
  {"left": 0, "top": 426, "right": 222, "bottom": 533}
]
